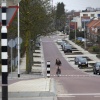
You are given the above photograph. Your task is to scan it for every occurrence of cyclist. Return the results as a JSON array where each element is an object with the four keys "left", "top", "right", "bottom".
[{"left": 55, "top": 58, "right": 62, "bottom": 76}]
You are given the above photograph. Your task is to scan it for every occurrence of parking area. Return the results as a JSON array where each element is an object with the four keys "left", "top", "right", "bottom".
[{"left": 55, "top": 32, "right": 100, "bottom": 75}]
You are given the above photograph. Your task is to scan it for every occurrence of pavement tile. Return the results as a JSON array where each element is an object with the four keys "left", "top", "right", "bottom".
[{"left": 6, "top": 78, "right": 51, "bottom": 92}]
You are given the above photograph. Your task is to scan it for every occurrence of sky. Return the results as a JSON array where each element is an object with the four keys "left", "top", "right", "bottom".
[{"left": 52, "top": 0, "right": 100, "bottom": 11}]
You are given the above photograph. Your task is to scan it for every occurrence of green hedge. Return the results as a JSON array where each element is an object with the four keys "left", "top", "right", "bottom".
[
  {"left": 88, "top": 46, "right": 100, "bottom": 53},
  {"left": 75, "top": 40, "right": 84, "bottom": 46}
]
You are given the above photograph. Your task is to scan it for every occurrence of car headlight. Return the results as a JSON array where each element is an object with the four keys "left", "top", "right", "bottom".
[{"left": 79, "top": 62, "right": 81, "bottom": 64}]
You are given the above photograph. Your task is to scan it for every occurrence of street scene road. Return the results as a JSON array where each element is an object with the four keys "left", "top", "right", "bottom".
[
  {"left": 1, "top": 1, "right": 100, "bottom": 100},
  {"left": 42, "top": 32, "right": 100, "bottom": 100}
]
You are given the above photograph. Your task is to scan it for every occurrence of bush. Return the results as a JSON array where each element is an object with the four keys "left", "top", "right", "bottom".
[
  {"left": 76, "top": 40, "right": 84, "bottom": 46},
  {"left": 92, "top": 46, "right": 100, "bottom": 53},
  {"left": 88, "top": 46, "right": 100, "bottom": 53},
  {"left": 96, "top": 54, "right": 100, "bottom": 58}
]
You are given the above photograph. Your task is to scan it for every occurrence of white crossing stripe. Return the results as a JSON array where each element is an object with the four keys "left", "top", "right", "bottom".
[{"left": 58, "top": 93, "right": 100, "bottom": 96}]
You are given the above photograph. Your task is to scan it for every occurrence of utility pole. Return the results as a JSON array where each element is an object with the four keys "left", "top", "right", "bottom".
[
  {"left": 75, "top": 22, "right": 76, "bottom": 42},
  {"left": 84, "top": 21, "right": 86, "bottom": 49},
  {"left": 68, "top": 16, "right": 71, "bottom": 40},
  {"left": 18, "top": 3, "right": 20, "bottom": 77}
]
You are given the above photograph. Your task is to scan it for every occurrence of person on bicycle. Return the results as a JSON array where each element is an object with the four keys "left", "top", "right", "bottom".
[{"left": 55, "top": 58, "right": 62, "bottom": 76}]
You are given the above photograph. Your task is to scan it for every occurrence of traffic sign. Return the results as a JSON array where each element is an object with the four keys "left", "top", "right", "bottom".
[
  {"left": 15, "top": 37, "right": 22, "bottom": 44},
  {"left": 8, "top": 39, "right": 16, "bottom": 48},
  {"left": 0, "top": 6, "right": 18, "bottom": 27},
  {"left": 81, "top": 19, "right": 90, "bottom": 22},
  {"left": 0, "top": 0, "right": 21, "bottom": 6}
]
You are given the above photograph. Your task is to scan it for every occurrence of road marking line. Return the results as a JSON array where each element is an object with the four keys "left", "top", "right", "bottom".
[
  {"left": 57, "top": 93, "right": 100, "bottom": 96},
  {"left": 51, "top": 75, "right": 96, "bottom": 77},
  {"left": 58, "top": 95, "right": 75, "bottom": 97}
]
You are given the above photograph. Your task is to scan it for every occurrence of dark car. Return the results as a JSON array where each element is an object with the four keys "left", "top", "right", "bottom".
[
  {"left": 75, "top": 57, "right": 88, "bottom": 67},
  {"left": 93, "top": 62, "right": 100, "bottom": 75},
  {"left": 63, "top": 44, "right": 72, "bottom": 53},
  {"left": 74, "top": 56, "right": 83, "bottom": 65}
]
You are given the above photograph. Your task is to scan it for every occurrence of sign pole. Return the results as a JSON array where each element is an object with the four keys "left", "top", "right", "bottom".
[
  {"left": 1, "top": 0, "right": 8, "bottom": 100},
  {"left": 18, "top": 3, "right": 20, "bottom": 77}
]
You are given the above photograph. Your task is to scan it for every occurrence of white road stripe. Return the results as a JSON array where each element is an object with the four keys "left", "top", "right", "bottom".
[
  {"left": 58, "top": 93, "right": 100, "bottom": 96},
  {"left": 58, "top": 95, "right": 75, "bottom": 97}
]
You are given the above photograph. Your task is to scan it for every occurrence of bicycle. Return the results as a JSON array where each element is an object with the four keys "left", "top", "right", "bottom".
[{"left": 56, "top": 66, "right": 61, "bottom": 77}]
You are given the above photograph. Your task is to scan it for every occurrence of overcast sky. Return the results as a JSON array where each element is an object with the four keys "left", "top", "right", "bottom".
[{"left": 52, "top": 0, "right": 100, "bottom": 11}]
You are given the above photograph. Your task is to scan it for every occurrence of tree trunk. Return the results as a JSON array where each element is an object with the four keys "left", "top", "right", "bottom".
[{"left": 26, "top": 31, "right": 31, "bottom": 74}]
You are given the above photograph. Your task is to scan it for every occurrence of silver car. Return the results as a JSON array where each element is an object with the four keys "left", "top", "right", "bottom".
[
  {"left": 56, "top": 39, "right": 63, "bottom": 45},
  {"left": 63, "top": 44, "right": 72, "bottom": 53},
  {"left": 61, "top": 42, "right": 68, "bottom": 51}
]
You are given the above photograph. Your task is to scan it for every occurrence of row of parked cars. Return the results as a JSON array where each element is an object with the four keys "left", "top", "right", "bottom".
[
  {"left": 74, "top": 56, "right": 100, "bottom": 75},
  {"left": 57, "top": 39, "right": 72, "bottom": 53},
  {"left": 57, "top": 39, "right": 100, "bottom": 75}
]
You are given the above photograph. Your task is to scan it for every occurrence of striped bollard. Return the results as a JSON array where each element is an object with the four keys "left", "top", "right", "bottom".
[
  {"left": 47, "top": 61, "right": 50, "bottom": 78},
  {"left": 1, "top": 1, "right": 8, "bottom": 100}
]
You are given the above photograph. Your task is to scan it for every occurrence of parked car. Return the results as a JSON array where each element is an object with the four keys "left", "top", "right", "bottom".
[
  {"left": 93, "top": 62, "right": 100, "bottom": 75},
  {"left": 77, "top": 37, "right": 83, "bottom": 41},
  {"left": 63, "top": 44, "right": 72, "bottom": 53},
  {"left": 61, "top": 42, "right": 69, "bottom": 51},
  {"left": 77, "top": 57, "right": 88, "bottom": 68},
  {"left": 61, "top": 41, "right": 66, "bottom": 48},
  {"left": 74, "top": 56, "right": 83, "bottom": 65},
  {"left": 56, "top": 39, "right": 63, "bottom": 45}
]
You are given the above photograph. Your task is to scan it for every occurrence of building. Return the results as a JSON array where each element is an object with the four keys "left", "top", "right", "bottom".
[{"left": 86, "top": 18, "right": 100, "bottom": 42}]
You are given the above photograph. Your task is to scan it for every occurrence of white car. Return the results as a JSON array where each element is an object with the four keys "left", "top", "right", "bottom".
[{"left": 56, "top": 39, "right": 63, "bottom": 45}]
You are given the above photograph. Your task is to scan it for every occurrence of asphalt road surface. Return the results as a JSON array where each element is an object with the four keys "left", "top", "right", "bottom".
[{"left": 42, "top": 35, "right": 100, "bottom": 100}]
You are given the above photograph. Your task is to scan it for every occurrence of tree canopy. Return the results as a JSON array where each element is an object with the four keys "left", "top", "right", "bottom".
[{"left": 55, "top": 2, "right": 66, "bottom": 31}]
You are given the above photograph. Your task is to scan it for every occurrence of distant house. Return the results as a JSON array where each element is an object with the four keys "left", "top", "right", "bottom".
[
  {"left": 86, "top": 18, "right": 100, "bottom": 42},
  {"left": 80, "top": 11, "right": 100, "bottom": 31},
  {"left": 70, "top": 22, "right": 77, "bottom": 30}
]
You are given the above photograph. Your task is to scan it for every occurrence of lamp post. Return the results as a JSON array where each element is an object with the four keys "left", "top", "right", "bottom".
[
  {"left": 17, "top": 3, "right": 20, "bottom": 77},
  {"left": 84, "top": 21, "right": 86, "bottom": 49},
  {"left": 75, "top": 22, "right": 76, "bottom": 42},
  {"left": 67, "top": 15, "right": 71, "bottom": 40}
]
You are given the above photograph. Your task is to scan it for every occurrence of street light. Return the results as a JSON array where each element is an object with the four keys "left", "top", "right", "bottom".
[
  {"left": 67, "top": 15, "right": 71, "bottom": 40},
  {"left": 75, "top": 22, "right": 76, "bottom": 42},
  {"left": 84, "top": 21, "right": 86, "bottom": 49}
]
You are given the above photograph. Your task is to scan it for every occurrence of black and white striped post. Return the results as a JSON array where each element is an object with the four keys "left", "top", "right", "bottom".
[
  {"left": 47, "top": 61, "right": 50, "bottom": 78},
  {"left": 1, "top": 1, "right": 8, "bottom": 100}
]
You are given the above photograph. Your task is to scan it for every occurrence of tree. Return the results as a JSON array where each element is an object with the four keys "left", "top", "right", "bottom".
[
  {"left": 19, "top": 0, "right": 52, "bottom": 73},
  {"left": 55, "top": 2, "right": 66, "bottom": 31}
]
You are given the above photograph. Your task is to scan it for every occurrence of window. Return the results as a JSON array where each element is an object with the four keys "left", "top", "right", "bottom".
[
  {"left": 83, "top": 14, "right": 88, "bottom": 17},
  {"left": 91, "top": 14, "right": 94, "bottom": 17}
]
